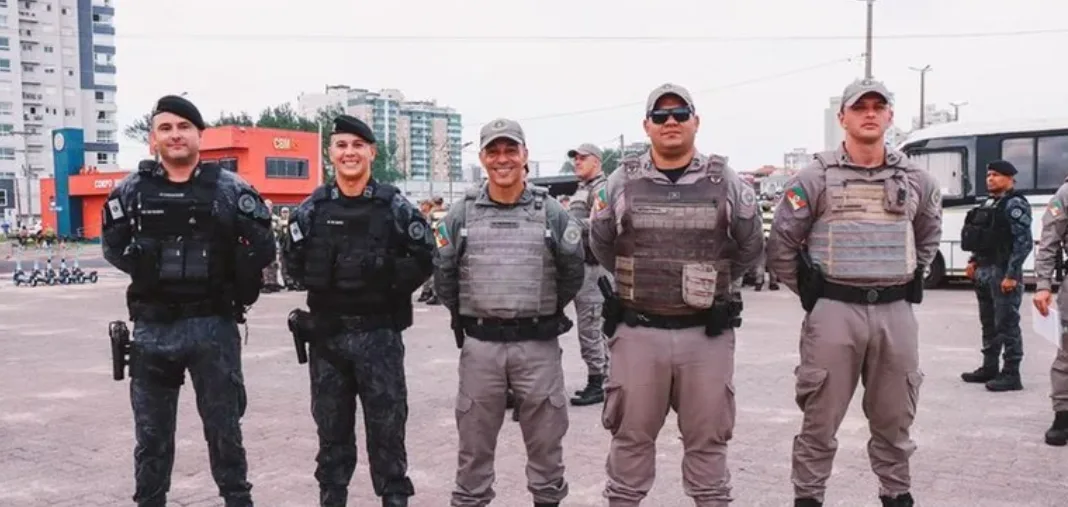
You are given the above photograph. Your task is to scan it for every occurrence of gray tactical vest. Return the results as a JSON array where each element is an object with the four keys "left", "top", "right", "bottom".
[
  {"left": 808, "top": 151, "right": 917, "bottom": 286},
  {"left": 458, "top": 186, "right": 557, "bottom": 319}
]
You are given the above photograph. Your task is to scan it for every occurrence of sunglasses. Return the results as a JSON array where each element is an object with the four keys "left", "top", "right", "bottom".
[{"left": 648, "top": 107, "right": 692, "bottom": 124}]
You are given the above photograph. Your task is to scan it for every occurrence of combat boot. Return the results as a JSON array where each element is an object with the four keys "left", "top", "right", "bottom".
[
  {"left": 382, "top": 495, "right": 408, "bottom": 507},
  {"left": 321, "top": 487, "right": 347, "bottom": 507},
  {"left": 879, "top": 492, "right": 914, "bottom": 507},
  {"left": 534, "top": 503, "right": 559, "bottom": 507},
  {"left": 570, "top": 374, "right": 605, "bottom": 406},
  {"left": 769, "top": 281, "right": 780, "bottom": 290},
  {"left": 985, "top": 365, "right": 1023, "bottom": 392},
  {"left": 754, "top": 281, "right": 764, "bottom": 292},
  {"left": 794, "top": 499, "right": 822, "bottom": 507},
  {"left": 425, "top": 295, "right": 440, "bottom": 305},
  {"left": 416, "top": 289, "right": 431, "bottom": 302},
  {"left": 1045, "top": 410, "right": 1068, "bottom": 446},
  {"left": 961, "top": 354, "right": 999, "bottom": 383}
]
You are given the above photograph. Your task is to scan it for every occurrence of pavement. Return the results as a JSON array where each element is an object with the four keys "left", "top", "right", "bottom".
[{"left": 1, "top": 273, "right": 1066, "bottom": 507}]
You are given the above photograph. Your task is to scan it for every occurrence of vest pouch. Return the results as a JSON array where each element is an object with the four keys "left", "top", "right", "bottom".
[
  {"left": 333, "top": 251, "right": 369, "bottom": 291},
  {"left": 302, "top": 240, "right": 334, "bottom": 290},
  {"left": 182, "top": 242, "right": 210, "bottom": 281},
  {"left": 681, "top": 262, "right": 718, "bottom": 310},
  {"left": 882, "top": 176, "right": 909, "bottom": 215},
  {"left": 961, "top": 207, "right": 995, "bottom": 252},
  {"left": 157, "top": 240, "right": 186, "bottom": 282}
]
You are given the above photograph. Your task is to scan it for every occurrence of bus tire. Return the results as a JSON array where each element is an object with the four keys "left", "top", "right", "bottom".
[{"left": 924, "top": 253, "right": 945, "bottom": 289}]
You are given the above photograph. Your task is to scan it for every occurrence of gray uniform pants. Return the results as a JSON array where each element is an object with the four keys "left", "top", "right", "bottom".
[
  {"left": 130, "top": 316, "right": 252, "bottom": 507},
  {"left": 791, "top": 298, "right": 922, "bottom": 502},
  {"left": 1054, "top": 320, "right": 1068, "bottom": 412},
  {"left": 452, "top": 337, "right": 570, "bottom": 506},
  {"left": 574, "top": 264, "right": 607, "bottom": 376},
  {"left": 602, "top": 325, "right": 736, "bottom": 507},
  {"left": 974, "top": 264, "right": 1024, "bottom": 368}
]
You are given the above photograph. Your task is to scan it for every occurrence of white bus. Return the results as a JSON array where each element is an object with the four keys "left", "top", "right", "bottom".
[{"left": 898, "top": 118, "right": 1068, "bottom": 288}]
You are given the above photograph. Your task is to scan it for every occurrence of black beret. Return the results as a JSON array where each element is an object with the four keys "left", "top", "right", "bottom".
[
  {"left": 987, "top": 160, "right": 1017, "bottom": 177},
  {"left": 331, "top": 114, "right": 376, "bottom": 144},
  {"left": 152, "top": 95, "right": 205, "bottom": 130}
]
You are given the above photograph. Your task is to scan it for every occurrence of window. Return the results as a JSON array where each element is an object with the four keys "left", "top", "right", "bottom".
[
  {"left": 0, "top": 37, "right": 8, "bottom": 50},
  {"left": 94, "top": 90, "right": 104, "bottom": 102},
  {"left": 0, "top": 148, "right": 14, "bottom": 160},
  {"left": 44, "top": 66, "right": 55, "bottom": 74},
  {"left": 60, "top": 7, "right": 67, "bottom": 15},
  {"left": 1038, "top": 136, "right": 1068, "bottom": 188},
  {"left": 0, "top": 123, "right": 12, "bottom": 134},
  {"left": 0, "top": 102, "right": 11, "bottom": 115},
  {"left": 96, "top": 152, "right": 108, "bottom": 164},
  {"left": 1002, "top": 137, "right": 1035, "bottom": 190},
  {"left": 63, "top": 107, "right": 75, "bottom": 117},
  {"left": 0, "top": 189, "right": 8, "bottom": 207},
  {"left": 0, "top": 15, "right": 7, "bottom": 28},
  {"left": 65, "top": 67, "right": 73, "bottom": 77},
  {"left": 97, "top": 130, "right": 114, "bottom": 143},
  {"left": 0, "top": 59, "right": 9, "bottom": 73},
  {"left": 219, "top": 157, "right": 238, "bottom": 172},
  {"left": 43, "top": 45, "right": 54, "bottom": 53},
  {"left": 266, "top": 157, "right": 308, "bottom": 178}
]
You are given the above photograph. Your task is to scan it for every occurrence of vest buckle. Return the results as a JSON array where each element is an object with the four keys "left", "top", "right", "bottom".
[{"left": 865, "top": 289, "right": 879, "bottom": 304}]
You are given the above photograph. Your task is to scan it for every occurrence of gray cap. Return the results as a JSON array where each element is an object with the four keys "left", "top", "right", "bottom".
[
  {"left": 841, "top": 78, "right": 893, "bottom": 108},
  {"left": 646, "top": 83, "right": 695, "bottom": 113},
  {"left": 479, "top": 118, "right": 525, "bottom": 149},
  {"left": 567, "top": 143, "right": 602, "bottom": 160}
]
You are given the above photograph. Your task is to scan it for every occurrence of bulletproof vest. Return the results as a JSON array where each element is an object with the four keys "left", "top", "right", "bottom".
[
  {"left": 960, "top": 191, "right": 1019, "bottom": 255},
  {"left": 613, "top": 159, "right": 729, "bottom": 315},
  {"left": 570, "top": 173, "right": 606, "bottom": 264},
  {"left": 132, "top": 163, "right": 228, "bottom": 303},
  {"left": 808, "top": 152, "right": 917, "bottom": 286},
  {"left": 302, "top": 183, "right": 398, "bottom": 314},
  {"left": 457, "top": 187, "right": 557, "bottom": 319}
]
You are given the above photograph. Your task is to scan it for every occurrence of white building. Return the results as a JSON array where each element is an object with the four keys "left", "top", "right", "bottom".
[
  {"left": 911, "top": 103, "right": 956, "bottom": 130},
  {"left": 823, "top": 97, "right": 844, "bottom": 151},
  {"left": 0, "top": 0, "right": 118, "bottom": 218},
  {"left": 783, "top": 147, "right": 810, "bottom": 171}
]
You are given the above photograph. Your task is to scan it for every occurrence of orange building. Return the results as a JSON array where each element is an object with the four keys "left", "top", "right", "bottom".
[{"left": 40, "top": 126, "right": 322, "bottom": 239}]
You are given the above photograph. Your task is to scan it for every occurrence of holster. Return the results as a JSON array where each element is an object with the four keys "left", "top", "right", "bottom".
[
  {"left": 287, "top": 309, "right": 343, "bottom": 364},
  {"left": 451, "top": 309, "right": 465, "bottom": 349},
  {"left": 598, "top": 275, "right": 622, "bottom": 337},
  {"left": 704, "top": 294, "right": 744, "bottom": 337},
  {"left": 108, "top": 320, "right": 131, "bottom": 381},
  {"left": 797, "top": 250, "right": 824, "bottom": 313},
  {"left": 906, "top": 266, "right": 925, "bottom": 304}
]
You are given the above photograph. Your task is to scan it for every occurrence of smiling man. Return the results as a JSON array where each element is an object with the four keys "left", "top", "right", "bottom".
[
  {"left": 767, "top": 79, "right": 943, "bottom": 507},
  {"left": 283, "top": 114, "right": 434, "bottom": 507}
]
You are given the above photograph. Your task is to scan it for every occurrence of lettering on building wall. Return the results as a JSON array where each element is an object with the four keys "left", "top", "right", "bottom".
[
  {"left": 273, "top": 137, "right": 297, "bottom": 150},
  {"left": 93, "top": 178, "right": 124, "bottom": 189}
]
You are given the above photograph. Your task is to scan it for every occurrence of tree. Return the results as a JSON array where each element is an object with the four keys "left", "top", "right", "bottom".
[
  {"left": 123, "top": 112, "right": 153, "bottom": 145},
  {"left": 559, "top": 160, "right": 575, "bottom": 174},
  {"left": 371, "top": 141, "right": 403, "bottom": 183},
  {"left": 213, "top": 111, "right": 254, "bottom": 127}
]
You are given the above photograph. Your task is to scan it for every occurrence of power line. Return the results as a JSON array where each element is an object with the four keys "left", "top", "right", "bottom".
[{"left": 114, "top": 28, "right": 1068, "bottom": 43}]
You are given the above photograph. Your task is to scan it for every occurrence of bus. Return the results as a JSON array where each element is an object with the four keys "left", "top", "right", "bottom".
[{"left": 898, "top": 117, "right": 1068, "bottom": 288}]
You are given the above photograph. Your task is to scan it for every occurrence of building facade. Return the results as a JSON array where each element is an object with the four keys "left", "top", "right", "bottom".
[
  {"left": 297, "top": 85, "right": 463, "bottom": 184},
  {"left": 0, "top": 0, "right": 118, "bottom": 219}
]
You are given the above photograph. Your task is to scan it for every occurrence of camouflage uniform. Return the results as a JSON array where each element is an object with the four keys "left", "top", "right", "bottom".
[
  {"left": 261, "top": 213, "right": 283, "bottom": 290},
  {"left": 102, "top": 159, "right": 276, "bottom": 507}
]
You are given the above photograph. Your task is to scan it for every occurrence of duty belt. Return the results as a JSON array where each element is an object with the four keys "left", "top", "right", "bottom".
[
  {"left": 622, "top": 308, "right": 708, "bottom": 330},
  {"left": 129, "top": 299, "right": 230, "bottom": 323},
  {"left": 822, "top": 281, "right": 908, "bottom": 305},
  {"left": 461, "top": 315, "right": 561, "bottom": 342}
]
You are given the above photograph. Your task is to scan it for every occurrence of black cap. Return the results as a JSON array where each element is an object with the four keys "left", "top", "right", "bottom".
[
  {"left": 152, "top": 95, "right": 205, "bottom": 130},
  {"left": 331, "top": 114, "right": 376, "bottom": 144},
  {"left": 987, "top": 160, "right": 1017, "bottom": 177}
]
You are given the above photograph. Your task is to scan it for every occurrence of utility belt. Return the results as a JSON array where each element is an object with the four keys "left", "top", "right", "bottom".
[
  {"left": 128, "top": 298, "right": 234, "bottom": 323},
  {"left": 618, "top": 300, "right": 741, "bottom": 335},
  {"left": 796, "top": 249, "right": 924, "bottom": 312},
  {"left": 461, "top": 314, "right": 572, "bottom": 343},
  {"left": 821, "top": 281, "right": 909, "bottom": 305},
  {"left": 287, "top": 309, "right": 396, "bottom": 365}
]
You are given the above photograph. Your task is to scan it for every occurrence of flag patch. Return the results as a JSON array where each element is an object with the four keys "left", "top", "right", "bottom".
[
  {"left": 1050, "top": 201, "right": 1063, "bottom": 217},
  {"left": 785, "top": 186, "right": 808, "bottom": 211},
  {"left": 434, "top": 222, "right": 449, "bottom": 248},
  {"left": 593, "top": 187, "right": 608, "bottom": 212}
]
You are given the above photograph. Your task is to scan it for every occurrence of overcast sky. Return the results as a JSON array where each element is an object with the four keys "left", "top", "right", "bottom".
[{"left": 112, "top": 0, "right": 1068, "bottom": 174}]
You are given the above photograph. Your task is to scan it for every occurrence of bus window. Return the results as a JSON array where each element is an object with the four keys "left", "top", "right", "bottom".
[
  {"left": 1002, "top": 138, "right": 1036, "bottom": 189},
  {"left": 908, "top": 149, "right": 964, "bottom": 197},
  {"left": 1038, "top": 135, "right": 1068, "bottom": 188}
]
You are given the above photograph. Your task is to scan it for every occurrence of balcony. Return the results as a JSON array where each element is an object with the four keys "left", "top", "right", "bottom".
[
  {"left": 22, "top": 92, "right": 42, "bottom": 104},
  {"left": 92, "top": 23, "right": 115, "bottom": 35},
  {"left": 18, "top": 10, "right": 38, "bottom": 23},
  {"left": 23, "top": 113, "right": 43, "bottom": 124},
  {"left": 95, "top": 101, "right": 116, "bottom": 111}
]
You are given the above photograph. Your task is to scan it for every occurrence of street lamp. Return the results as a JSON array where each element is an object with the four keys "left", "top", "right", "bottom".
[{"left": 909, "top": 65, "right": 933, "bottom": 129}]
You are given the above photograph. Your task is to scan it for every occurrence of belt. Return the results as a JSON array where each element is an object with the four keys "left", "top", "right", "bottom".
[
  {"left": 461, "top": 315, "right": 560, "bottom": 342},
  {"left": 821, "top": 281, "right": 908, "bottom": 305},
  {"left": 129, "top": 299, "right": 231, "bottom": 322},
  {"left": 622, "top": 308, "right": 706, "bottom": 329}
]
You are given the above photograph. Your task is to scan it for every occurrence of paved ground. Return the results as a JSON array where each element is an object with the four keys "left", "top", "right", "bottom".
[{"left": 1, "top": 272, "right": 1066, "bottom": 507}]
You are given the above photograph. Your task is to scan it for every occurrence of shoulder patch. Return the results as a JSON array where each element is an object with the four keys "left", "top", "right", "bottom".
[
  {"left": 741, "top": 185, "right": 756, "bottom": 207},
  {"left": 1050, "top": 200, "right": 1064, "bottom": 217},
  {"left": 238, "top": 193, "right": 257, "bottom": 213},
  {"left": 563, "top": 222, "right": 581, "bottom": 245},
  {"left": 1010, "top": 207, "right": 1024, "bottom": 219},
  {"left": 434, "top": 221, "right": 450, "bottom": 248},
  {"left": 289, "top": 221, "right": 305, "bottom": 242},
  {"left": 408, "top": 221, "right": 426, "bottom": 241},
  {"left": 107, "top": 197, "right": 124, "bottom": 220},
  {"left": 785, "top": 185, "right": 808, "bottom": 210},
  {"left": 593, "top": 187, "right": 608, "bottom": 212},
  {"left": 929, "top": 186, "right": 942, "bottom": 208}
]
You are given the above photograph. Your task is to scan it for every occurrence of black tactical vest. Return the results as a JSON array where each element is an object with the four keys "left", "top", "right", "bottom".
[
  {"left": 961, "top": 190, "right": 1020, "bottom": 255},
  {"left": 130, "top": 163, "right": 231, "bottom": 305},
  {"left": 302, "top": 183, "right": 399, "bottom": 315}
]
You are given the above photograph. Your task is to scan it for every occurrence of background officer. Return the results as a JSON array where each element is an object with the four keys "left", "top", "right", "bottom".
[
  {"left": 283, "top": 115, "right": 433, "bottom": 507},
  {"left": 565, "top": 142, "right": 610, "bottom": 406},
  {"left": 101, "top": 95, "right": 275, "bottom": 507},
  {"left": 589, "top": 83, "right": 764, "bottom": 507},
  {"left": 767, "top": 78, "right": 942, "bottom": 507},
  {"left": 435, "top": 118, "right": 585, "bottom": 507},
  {"left": 960, "top": 160, "right": 1032, "bottom": 391},
  {"left": 261, "top": 198, "right": 283, "bottom": 293},
  {"left": 1030, "top": 180, "right": 1068, "bottom": 447}
]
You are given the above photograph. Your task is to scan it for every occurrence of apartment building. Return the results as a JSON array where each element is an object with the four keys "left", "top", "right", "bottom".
[{"left": 0, "top": 0, "right": 118, "bottom": 218}]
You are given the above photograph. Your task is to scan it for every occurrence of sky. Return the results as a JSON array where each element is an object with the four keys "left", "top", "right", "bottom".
[{"left": 113, "top": 0, "right": 1068, "bottom": 175}]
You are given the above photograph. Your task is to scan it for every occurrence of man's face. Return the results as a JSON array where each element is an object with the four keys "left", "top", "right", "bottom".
[
  {"left": 643, "top": 94, "right": 699, "bottom": 156},
  {"left": 573, "top": 152, "right": 601, "bottom": 181},
  {"left": 986, "top": 170, "right": 1014, "bottom": 193},
  {"left": 479, "top": 138, "right": 527, "bottom": 189},
  {"left": 150, "top": 112, "right": 201, "bottom": 165},
  {"left": 838, "top": 94, "right": 893, "bottom": 144},
  {"left": 329, "top": 133, "right": 376, "bottom": 180}
]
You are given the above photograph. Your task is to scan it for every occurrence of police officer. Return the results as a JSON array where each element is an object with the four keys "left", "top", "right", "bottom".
[
  {"left": 767, "top": 78, "right": 942, "bottom": 507},
  {"left": 753, "top": 199, "right": 780, "bottom": 291},
  {"left": 283, "top": 115, "right": 434, "bottom": 507},
  {"left": 435, "top": 118, "right": 585, "bottom": 507},
  {"left": 102, "top": 95, "right": 275, "bottom": 507},
  {"left": 1032, "top": 179, "right": 1068, "bottom": 447},
  {"left": 565, "top": 142, "right": 610, "bottom": 406},
  {"left": 589, "top": 83, "right": 764, "bottom": 507},
  {"left": 960, "top": 160, "right": 1033, "bottom": 391},
  {"left": 261, "top": 198, "right": 283, "bottom": 292}
]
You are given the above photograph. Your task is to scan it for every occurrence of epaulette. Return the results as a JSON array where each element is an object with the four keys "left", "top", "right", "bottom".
[
  {"left": 137, "top": 159, "right": 157, "bottom": 175},
  {"left": 812, "top": 151, "right": 838, "bottom": 170},
  {"left": 310, "top": 184, "right": 332, "bottom": 203}
]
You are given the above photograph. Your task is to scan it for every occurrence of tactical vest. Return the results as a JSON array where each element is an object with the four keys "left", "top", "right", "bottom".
[
  {"left": 960, "top": 191, "right": 1020, "bottom": 256},
  {"left": 302, "top": 184, "right": 399, "bottom": 315},
  {"left": 808, "top": 153, "right": 917, "bottom": 286},
  {"left": 457, "top": 187, "right": 557, "bottom": 319},
  {"left": 131, "top": 163, "right": 230, "bottom": 305},
  {"left": 613, "top": 160, "right": 730, "bottom": 315},
  {"left": 570, "top": 173, "right": 606, "bottom": 265}
]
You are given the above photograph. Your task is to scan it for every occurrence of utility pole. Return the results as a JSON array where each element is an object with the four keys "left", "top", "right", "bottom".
[
  {"left": 859, "top": 0, "right": 875, "bottom": 79},
  {"left": 949, "top": 101, "right": 969, "bottom": 121},
  {"left": 427, "top": 129, "right": 435, "bottom": 200},
  {"left": 909, "top": 65, "right": 933, "bottom": 129}
]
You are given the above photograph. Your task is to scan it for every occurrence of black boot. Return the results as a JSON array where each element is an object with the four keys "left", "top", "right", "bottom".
[
  {"left": 224, "top": 497, "right": 253, "bottom": 507},
  {"left": 754, "top": 281, "right": 764, "bottom": 291},
  {"left": 382, "top": 495, "right": 408, "bottom": 507},
  {"left": 961, "top": 354, "right": 999, "bottom": 383},
  {"left": 769, "top": 281, "right": 780, "bottom": 291},
  {"left": 570, "top": 374, "right": 605, "bottom": 406},
  {"left": 985, "top": 364, "right": 1023, "bottom": 392},
  {"left": 417, "top": 289, "right": 431, "bottom": 302},
  {"left": 320, "top": 487, "right": 347, "bottom": 507},
  {"left": 425, "top": 295, "right": 441, "bottom": 305},
  {"left": 794, "top": 499, "right": 822, "bottom": 507},
  {"left": 1045, "top": 410, "right": 1068, "bottom": 446},
  {"left": 879, "top": 492, "right": 914, "bottom": 507},
  {"left": 534, "top": 503, "right": 559, "bottom": 507}
]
